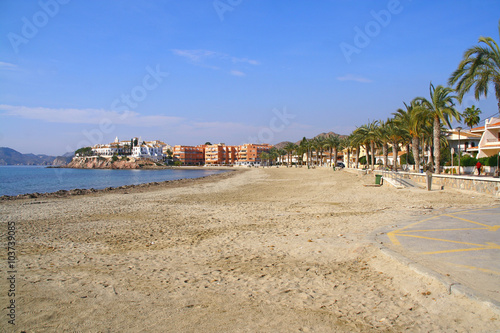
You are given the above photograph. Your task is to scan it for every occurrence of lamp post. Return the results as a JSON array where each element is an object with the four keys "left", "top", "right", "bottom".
[{"left": 457, "top": 126, "right": 462, "bottom": 175}]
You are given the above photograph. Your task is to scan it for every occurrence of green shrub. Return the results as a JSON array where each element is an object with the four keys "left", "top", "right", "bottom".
[
  {"left": 112, "top": 155, "right": 118, "bottom": 162},
  {"left": 478, "top": 155, "right": 499, "bottom": 167},
  {"left": 174, "top": 161, "right": 182, "bottom": 166},
  {"left": 460, "top": 155, "right": 477, "bottom": 167},
  {"left": 400, "top": 153, "right": 415, "bottom": 165}
]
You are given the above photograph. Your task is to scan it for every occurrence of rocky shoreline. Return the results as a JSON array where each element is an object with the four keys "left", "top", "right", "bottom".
[
  {"left": 0, "top": 169, "right": 238, "bottom": 201},
  {"left": 64, "top": 156, "right": 163, "bottom": 169}
]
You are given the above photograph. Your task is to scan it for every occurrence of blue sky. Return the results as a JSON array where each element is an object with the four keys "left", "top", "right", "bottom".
[{"left": 1, "top": 0, "right": 499, "bottom": 155}]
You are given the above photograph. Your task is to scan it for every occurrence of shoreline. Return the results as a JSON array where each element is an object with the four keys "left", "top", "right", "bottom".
[{"left": 0, "top": 168, "right": 241, "bottom": 201}]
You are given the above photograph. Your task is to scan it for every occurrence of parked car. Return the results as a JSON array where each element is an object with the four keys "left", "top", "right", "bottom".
[{"left": 336, "top": 162, "right": 345, "bottom": 168}]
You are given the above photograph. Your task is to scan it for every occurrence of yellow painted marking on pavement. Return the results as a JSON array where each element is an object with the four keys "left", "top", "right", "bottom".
[
  {"left": 393, "top": 215, "right": 441, "bottom": 233},
  {"left": 442, "top": 214, "right": 492, "bottom": 228},
  {"left": 449, "top": 263, "right": 500, "bottom": 276},
  {"left": 397, "top": 227, "right": 489, "bottom": 233},
  {"left": 421, "top": 242, "right": 500, "bottom": 255},
  {"left": 387, "top": 231, "right": 400, "bottom": 245},
  {"left": 422, "top": 247, "right": 488, "bottom": 255},
  {"left": 386, "top": 206, "right": 500, "bottom": 246},
  {"left": 387, "top": 215, "right": 442, "bottom": 245},
  {"left": 398, "top": 234, "right": 484, "bottom": 247}
]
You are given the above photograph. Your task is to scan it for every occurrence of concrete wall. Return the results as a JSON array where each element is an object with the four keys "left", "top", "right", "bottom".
[{"left": 406, "top": 172, "right": 500, "bottom": 197}]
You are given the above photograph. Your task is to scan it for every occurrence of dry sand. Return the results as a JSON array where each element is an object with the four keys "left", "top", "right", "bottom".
[{"left": 1, "top": 167, "right": 499, "bottom": 332}]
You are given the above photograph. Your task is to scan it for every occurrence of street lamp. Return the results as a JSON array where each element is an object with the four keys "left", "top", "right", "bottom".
[{"left": 457, "top": 126, "right": 462, "bottom": 175}]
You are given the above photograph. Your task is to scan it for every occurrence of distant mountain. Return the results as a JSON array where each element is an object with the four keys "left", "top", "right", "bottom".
[
  {"left": 273, "top": 132, "right": 348, "bottom": 149},
  {"left": 0, "top": 147, "right": 73, "bottom": 166}
]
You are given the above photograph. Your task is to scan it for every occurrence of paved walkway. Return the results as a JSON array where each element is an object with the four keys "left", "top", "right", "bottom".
[{"left": 375, "top": 206, "right": 500, "bottom": 306}]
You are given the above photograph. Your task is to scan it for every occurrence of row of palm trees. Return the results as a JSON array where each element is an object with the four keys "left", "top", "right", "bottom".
[
  {"left": 262, "top": 20, "right": 499, "bottom": 173},
  {"left": 349, "top": 20, "right": 500, "bottom": 174},
  {"left": 260, "top": 134, "right": 347, "bottom": 167}
]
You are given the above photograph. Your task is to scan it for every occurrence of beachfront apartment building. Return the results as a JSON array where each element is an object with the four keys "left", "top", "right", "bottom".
[
  {"left": 205, "top": 143, "right": 238, "bottom": 165},
  {"left": 173, "top": 143, "right": 271, "bottom": 166},
  {"left": 235, "top": 143, "right": 272, "bottom": 166},
  {"left": 173, "top": 145, "right": 206, "bottom": 165},
  {"left": 445, "top": 129, "right": 481, "bottom": 156},
  {"left": 470, "top": 116, "right": 500, "bottom": 158}
]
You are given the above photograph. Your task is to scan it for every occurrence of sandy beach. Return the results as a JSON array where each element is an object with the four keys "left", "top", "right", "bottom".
[{"left": 1, "top": 167, "right": 499, "bottom": 332}]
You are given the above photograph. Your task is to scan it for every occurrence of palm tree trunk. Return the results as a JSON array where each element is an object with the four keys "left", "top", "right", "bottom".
[
  {"left": 411, "top": 136, "right": 420, "bottom": 171},
  {"left": 433, "top": 116, "right": 441, "bottom": 173},
  {"left": 383, "top": 143, "right": 388, "bottom": 168},
  {"left": 347, "top": 148, "right": 351, "bottom": 168},
  {"left": 370, "top": 141, "right": 375, "bottom": 170},
  {"left": 392, "top": 141, "right": 398, "bottom": 171},
  {"left": 405, "top": 143, "right": 410, "bottom": 171},
  {"left": 355, "top": 146, "right": 359, "bottom": 168},
  {"left": 334, "top": 148, "right": 338, "bottom": 168}
]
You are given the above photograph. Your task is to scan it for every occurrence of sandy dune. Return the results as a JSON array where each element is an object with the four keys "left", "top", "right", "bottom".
[{"left": 1, "top": 167, "right": 499, "bottom": 332}]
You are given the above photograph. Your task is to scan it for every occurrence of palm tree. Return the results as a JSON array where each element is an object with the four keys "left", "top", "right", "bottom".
[
  {"left": 393, "top": 100, "right": 429, "bottom": 171},
  {"left": 462, "top": 105, "right": 482, "bottom": 129},
  {"left": 385, "top": 119, "right": 405, "bottom": 171},
  {"left": 353, "top": 122, "right": 378, "bottom": 169},
  {"left": 342, "top": 136, "right": 352, "bottom": 168},
  {"left": 278, "top": 148, "right": 287, "bottom": 165},
  {"left": 284, "top": 142, "right": 297, "bottom": 167},
  {"left": 300, "top": 137, "right": 311, "bottom": 167},
  {"left": 324, "top": 134, "right": 340, "bottom": 168},
  {"left": 269, "top": 147, "right": 279, "bottom": 166},
  {"left": 260, "top": 152, "right": 270, "bottom": 166},
  {"left": 415, "top": 83, "right": 461, "bottom": 173},
  {"left": 350, "top": 129, "right": 364, "bottom": 168},
  {"left": 312, "top": 137, "right": 326, "bottom": 166},
  {"left": 375, "top": 120, "right": 390, "bottom": 169},
  {"left": 449, "top": 20, "right": 500, "bottom": 114}
]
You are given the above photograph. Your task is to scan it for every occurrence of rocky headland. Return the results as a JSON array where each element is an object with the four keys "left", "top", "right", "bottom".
[{"left": 65, "top": 156, "right": 163, "bottom": 169}]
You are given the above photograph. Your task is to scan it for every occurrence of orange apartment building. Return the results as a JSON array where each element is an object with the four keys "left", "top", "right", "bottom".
[
  {"left": 205, "top": 143, "right": 238, "bottom": 165},
  {"left": 173, "top": 143, "right": 271, "bottom": 166},
  {"left": 236, "top": 143, "right": 272, "bottom": 166},
  {"left": 173, "top": 145, "right": 206, "bottom": 165}
]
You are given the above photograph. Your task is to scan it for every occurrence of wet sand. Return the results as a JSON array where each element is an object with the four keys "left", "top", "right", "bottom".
[{"left": 1, "top": 167, "right": 499, "bottom": 332}]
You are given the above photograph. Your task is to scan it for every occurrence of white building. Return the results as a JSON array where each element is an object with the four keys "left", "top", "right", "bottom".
[
  {"left": 469, "top": 117, "right": 500, "bottom": 158},
  {"left": 91, "top": 137, "right": 166, "bottom": 161},
  {"left": 131, "top": 140, "right": 166, "bottom": 161},
  {"left": 445, "top": 128, "right": 481, "bottom": 156}
]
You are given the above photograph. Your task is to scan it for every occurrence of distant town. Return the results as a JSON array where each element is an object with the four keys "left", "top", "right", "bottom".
[{"left": 75, "top": 137, "right": 273, "bottom": 166}]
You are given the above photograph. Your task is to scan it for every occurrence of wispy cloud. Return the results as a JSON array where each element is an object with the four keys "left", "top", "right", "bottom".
[
  {"left": 0, "top": 62, "right": 17, "bottom": 70},
  {"left": 337, "top": 74, "right": 372, "bottom": 83},
  {"left": 0, "top": 105, "right": 183, "bottom": 127},
  {"left": 172, "top": 49, "right": 259, "bottom": 74},
  {"left": 230, "top": 70, "right": 245, "bottom": 77},
  {"left": 172, "top": 49, "right": 259, "bottom": 66}
]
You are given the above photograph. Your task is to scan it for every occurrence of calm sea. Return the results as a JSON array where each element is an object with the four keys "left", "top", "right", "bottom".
[{"left": 0, "top": 166, "right": 226, "bottom": 196}]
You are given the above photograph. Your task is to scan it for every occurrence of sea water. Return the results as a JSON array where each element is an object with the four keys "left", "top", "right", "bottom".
[{"left": 0, "top": 166, "right": 225, "bottom": 196}]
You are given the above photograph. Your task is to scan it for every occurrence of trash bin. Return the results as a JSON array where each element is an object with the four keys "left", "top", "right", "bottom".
[{"left": 375, "top": 174, "right": 383, "bottom": 185}]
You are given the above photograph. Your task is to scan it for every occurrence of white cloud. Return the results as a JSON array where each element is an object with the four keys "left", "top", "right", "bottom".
[
  {"left": 172, "top": 49, "right": 217, "bottom": 62},
  {"left": 337, "top": 74, "right": 372, "bottom": 83},
  {"left": 0, "top": 105, "right": 183, "bottom": 127},
  {"left": 230, "top": 70, "right": 245, "bottom": 77},
  {"left": 172, "top": 49, "right": 259, "bottom": 74},
  {"left": 0, "top": 62, "right": 17, "bottom": 70}
]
